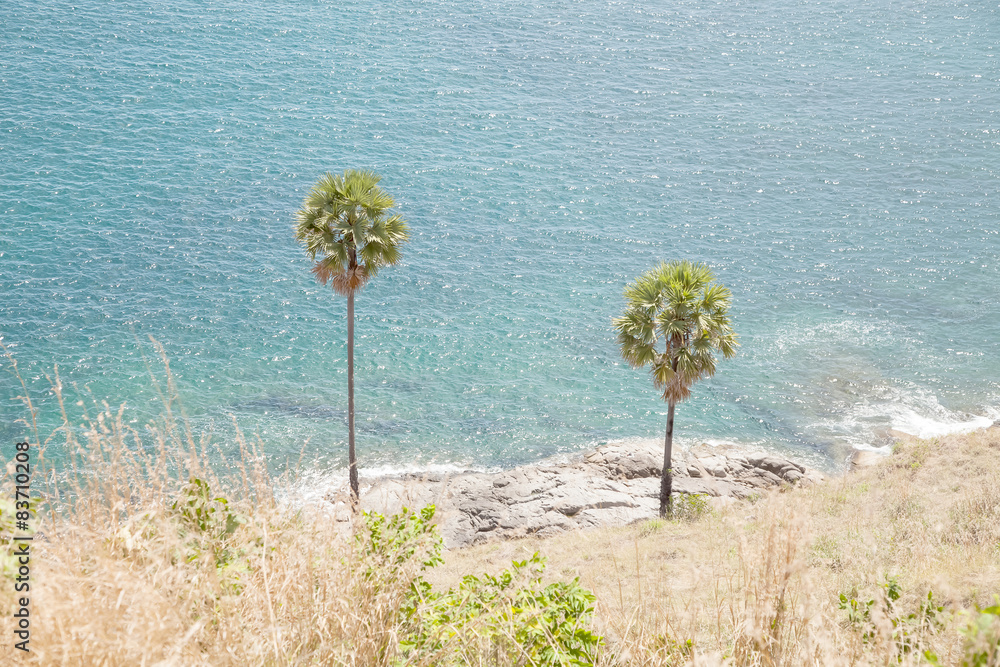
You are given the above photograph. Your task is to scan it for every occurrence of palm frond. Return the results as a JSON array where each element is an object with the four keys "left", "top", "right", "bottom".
[
  {"left": 615, "top": 260, "right": 737, "bottom": 405},
  {"left": 293, "top": 169, "right": 409, "bottom": 295}
]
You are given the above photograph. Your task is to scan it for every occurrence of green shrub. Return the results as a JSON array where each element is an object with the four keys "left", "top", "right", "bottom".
[
  {"left": 673, "top": 493, "right": 712, "bottom": 522},
  {"left": 949, "top": 599, "right": 1000, "bottom": 667},
  {"left": 838, "top": 576, "right": 944, "bottom": 661},
  {"left": 169, "top": 477, "right": 249, "bottom": 592},
  {"left": 357, "top": 505, "right": 443, "bottom": 587},
  {"left": 353, "top": 505, "right": 603, "bottom": 666},
  {"left": 400, "top": 552, "right": 601, "bottom": 666},
  {"left": 172, "top": 477, "right": 246, "bottom": 540}
]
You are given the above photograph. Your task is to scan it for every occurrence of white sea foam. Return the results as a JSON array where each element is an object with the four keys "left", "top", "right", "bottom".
[
  {"left": 889, "top": 409, "right": 993, "bottom": 439},
  {"left": 277, "top": 461, "right": 488, "bottom": 508},
  {"left": 807, "top": 382, "right": 996, "bottom": 454},
  {"left": 358, "top": 462, "right": 489, "bottom": 478}
]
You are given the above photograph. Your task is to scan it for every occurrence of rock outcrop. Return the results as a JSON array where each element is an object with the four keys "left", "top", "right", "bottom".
[{"left": 328, "top": 440, "right": 824, "bottom": 548}]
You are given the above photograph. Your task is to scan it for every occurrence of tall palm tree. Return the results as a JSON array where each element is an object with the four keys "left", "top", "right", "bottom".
[
  {"left": 294, "top": 170, "right": 409, "bottom": 507},
  {"left": 613, "top": 261, "right": 738, "bottom": 517}
]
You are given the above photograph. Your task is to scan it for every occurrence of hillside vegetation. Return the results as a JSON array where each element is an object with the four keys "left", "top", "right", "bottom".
[
  {"left": 430, "top": 425, "right": 1000, "bottom": 666},
  {"left": 2, "top": 374, "right": 998, "bottom": 665}
]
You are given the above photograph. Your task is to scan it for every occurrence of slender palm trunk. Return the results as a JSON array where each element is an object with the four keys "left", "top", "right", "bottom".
[
  {"left": 347, "top": 290, "right": 359, "bottom": 508},
  {"left": 659, "top": 401, "right": 676, "bottom": 517}
]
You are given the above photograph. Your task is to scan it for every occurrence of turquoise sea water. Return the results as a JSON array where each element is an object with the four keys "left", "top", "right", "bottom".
[{"left": 2, "top": 0, "right": 998, "bottom": 483}]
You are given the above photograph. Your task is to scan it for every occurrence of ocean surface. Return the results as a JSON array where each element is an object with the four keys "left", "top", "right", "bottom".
[{"left": 2, "top": 0, "right": 998, "bottom": 485}]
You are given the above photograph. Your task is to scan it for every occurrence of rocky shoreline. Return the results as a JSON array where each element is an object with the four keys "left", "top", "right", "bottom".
[{"left": 327, "top": 440, "right": 827, "bottom": 548}]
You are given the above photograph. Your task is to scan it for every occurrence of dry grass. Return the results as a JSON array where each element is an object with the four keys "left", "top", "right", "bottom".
[
  {"left": 1, "top": 351, "right": 427, "bottom": 666},
  {"left": 432, "top": 426, "right": 1000, "bottom": 666},
  {"left": 1, "top": 347, "right": 998, "bottom": 665}
]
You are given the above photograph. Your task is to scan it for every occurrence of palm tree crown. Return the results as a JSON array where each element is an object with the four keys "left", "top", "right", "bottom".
[
  {"left": 294, "top": 170, "right": 409, "bottom": 296},
  {"left": 614, "top": 261, "right": 738, "bottom": 404}
]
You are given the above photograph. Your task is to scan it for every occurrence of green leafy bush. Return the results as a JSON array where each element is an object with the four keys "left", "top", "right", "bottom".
[
  {"left": 838, "top": 576, "right": 944, "bottom": 661},
  {"left": 172, "top": 477, "right": 246, "bottom": 540},
  {"left": 353, "top": 506, "right": 602, "bottom": 666},
  {"left": 169, "top": 477, "right": 249, "bottom": 592},
  {"left": 673, "top": 493, "right": 712, "bottom": 522},
  {"left": 356, "top": 505, "right": 443, "bottom": 588},
  {"left": 401, "top": 552, "right": 601, "bottom": 666},
  {"left": 950, "top": 599, "right": 1000, "bottom": 667}
]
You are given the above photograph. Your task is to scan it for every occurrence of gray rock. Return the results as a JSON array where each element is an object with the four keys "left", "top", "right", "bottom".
[
  {"left": 331, "top": 441, "right": 825, "bottom": 548},
  {"left": 849, "top": 449, "right": 884, "bottom": 470}
]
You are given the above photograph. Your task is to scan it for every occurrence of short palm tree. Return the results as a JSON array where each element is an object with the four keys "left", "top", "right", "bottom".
[
  {"left": 294, "top": 169, "right": 409, "bottom": 508},
  {"left": 613, "top": 261, "right": 738, "bottom": 517}
]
